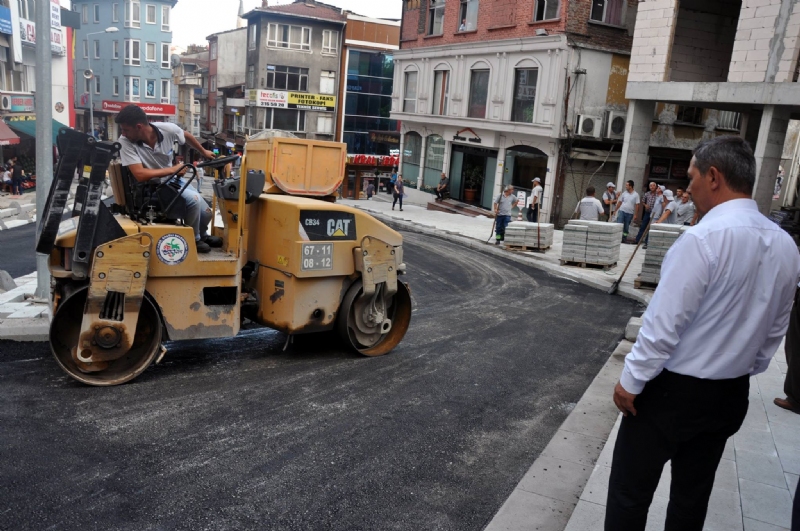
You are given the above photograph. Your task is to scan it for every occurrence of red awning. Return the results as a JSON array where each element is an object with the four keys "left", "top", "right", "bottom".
[{"left": 0, "top": 120, "right": 20, "bottom": 146}]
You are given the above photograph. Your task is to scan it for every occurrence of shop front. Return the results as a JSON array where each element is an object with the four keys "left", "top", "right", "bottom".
[
  {"left": 100, "top": 101, "right": 177, "bottom": 141},
  {"left": 342, "top": 153, "right": 399, "bottom": 199}
]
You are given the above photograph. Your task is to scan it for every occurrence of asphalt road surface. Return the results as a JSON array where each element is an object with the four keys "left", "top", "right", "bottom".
[
  {"left": 0, "top": 221, "right": 37, "bottom": 278},
  {"left": 0, "top": 231, "right": 641, "bottom": 531}
]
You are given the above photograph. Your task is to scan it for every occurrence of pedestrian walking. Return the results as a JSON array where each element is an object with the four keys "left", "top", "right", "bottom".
[
  {"left": 602, "top": 182, "right": 618, "bottom": 221},
  {"left": 527, "top": 177, "right": 543, "bottom": 222},
  {"left": 775, "top": 283, "right": 800, "bottom": 414},
  {"left": 635, "top": 182, "right": 658, "bottom": 242},
  {"left": 574, "top": 186, "right": 604, "bottom": 221},
  {"left": 493, "top": 184, "right": 518, "bottom": 245},
  {"left": 10, "top": 157, "right": 24, "bottom": 196},
  {"left": 606, "top": 136, "right": 800, "bottom": 531},
  {"left": 615, "top": 180, "right": 640, "bottom": 243},
  {"left": 388, "top": 168, "right": 397, "bottom": 195},
  {"left": 392, "top": 175, "right": 404, "bottom": 211},
  {"left": 366, "top": 181, "right": 375, "bottom": 199}
]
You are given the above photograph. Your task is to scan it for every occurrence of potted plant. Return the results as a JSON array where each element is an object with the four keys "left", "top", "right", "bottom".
[{"left": 464, "top": 166, "right": 482, "bottom": 202}]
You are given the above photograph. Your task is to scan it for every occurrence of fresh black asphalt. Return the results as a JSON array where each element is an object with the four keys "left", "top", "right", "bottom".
[
  {"left": 0, "top": 231, "right": 641, "bottom": 530},
  {"left": 0, "top": 221, "right": 37, "bottom": 278}
]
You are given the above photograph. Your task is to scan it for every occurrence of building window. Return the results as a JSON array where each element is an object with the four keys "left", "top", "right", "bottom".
[
  {"left": 146, "top": 42, "right": 156, "bottom": 62},
  {"left": 675, "top": 106, "right": 704, "bottom": 125},
  {"left": 113, "top": 40, "right": 120, "bottom": 59},
  {"left": 404, "top": 0, "right": 420, "bottom": 9},
  {"left": 210, "top": 41, "right": 217, "bottom": 60},
  {"left": 247, "top": 65, "right": 255, "bottom": 89},
  {"left": 468, "top": 69, "right": 490, "bottom": 119},
  {"left": 113, "top": 76, "right": 119, "bottom": 96},
  {"left": 161, "top": 43, "right": 169, "bottom": 68},
  {"left": 431, "top": 70, "right": 449, "bottom": 116},
  {"left": 266, "top": 108, "right": 305, "bottom": 132},
  {"left": 458, "top": 0, "right": 478, "bottom": 31},
  {"left": 320, "top": 71, "right": 335, "bottom": 94},
  {"left": 95, "top": 76, "right": 101, "bottom": 94},
  {"left": 126, "top": 76, "right": 140, "bottom": 101},
  {"left": 403, "top": 71, "right": 417, "bottom": 113},
  {"left": 124, "top": 39, "right": 140, "bottom": 66},
  {"left": 267, "top": 23, "right": 311, "bottom": 51},
  {"left": 248, "top": 24, "right": 257, "bottom": 50},
  {"left": 85, "top": 77, "right": 91, "bottom": 94},
  {"left": 125, "top": 0, "right": 140, "bottom": 28},
  {"left": 82, "top": 4, "right": 89, "bottom": 24},
  {"left": 93, "top": 4, "right": 100, "bottom": 23},
  {"left": 145, "top": 4, "right": 156, "bottom": 23},
  {"left": 428, "top": 0, "right": 445, "bottom": 35},
  {"left": 534, "top": 0, "right": 559, "bottom": 21},
  {"left": 511, "top": 68, "right": 538, "bottom": 123},
  {"left": 94, "top": 40, "right": 100, "bottom": 59},
  {"left": 322, "top": 30, "right": 338, "bottom": 55},
  {"left": 145, "top": 79, "right": 156, "bottom": 98},
  {"left": 211, "top": 109, "right": 216, "bottom": 125},
  {"left": 210, "top": 75, "right": 217, "bottom": 92},
  {"left": 590, "top": 0, "right": 623, "bottom": 26},
  {"left": 161, "top": 80, "right": 170, "bottom": 103},
  {"left": 266, "top": 65, "right": 309, "bottom": 91},
  {"left": 112, "top": 3, "right": 119, "bottom": 22},
  {"left": 317, "top": 115, "right": 333, "bottom": 134},
  {"left": 161, "top": 5, "right": 170, "bottom": 31},
  {"left": 83, "top": 40, "right": 88, "bottom": 59}
]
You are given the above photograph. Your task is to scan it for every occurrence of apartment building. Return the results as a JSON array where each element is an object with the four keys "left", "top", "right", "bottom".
[
  {"left": 205, "top": 27, "right": 246, "bottom": 151},
  {"left": 171, "top": 45, "right": 207, "bottom": 159},
  {"left": 242, "top": 0, "right": 345, "bottom": 140},
  {"left": 72, "top": 0, "right": 177, "bottom": 140},
  {"left": 392, "top": 0, "right": 639, "bottom": 223}
]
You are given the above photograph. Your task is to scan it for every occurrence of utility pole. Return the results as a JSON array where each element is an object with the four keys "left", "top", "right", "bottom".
[{"left": 35, "top": 0, "right": 54, "bottom": 299}]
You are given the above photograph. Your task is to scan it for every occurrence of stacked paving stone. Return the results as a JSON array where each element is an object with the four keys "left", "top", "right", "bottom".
[
  {"left": 561, "top": 224, "right": 588, "bottom": 262},
  {"left": 503, "top": 221, "right": 554, "bottom": 249},
  {"left": 639, "top": 224, "right": 686, "bottom": 284},
  {"left": 571, "top": 220, "right": 623, "bottom": 266}
]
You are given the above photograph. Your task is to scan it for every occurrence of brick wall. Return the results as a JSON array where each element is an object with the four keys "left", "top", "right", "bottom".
[
  {"left": 730, "top": 0, "right": 800, "bottom": 82},
  {"left": 628, "top": 0, "right": 679, "bottom": 82},
  {"left": 670, "top": 7, "right": 737, "bottom": 82},
  {"left": 566, "top": 0, "right": 637, "bottom": 53}
]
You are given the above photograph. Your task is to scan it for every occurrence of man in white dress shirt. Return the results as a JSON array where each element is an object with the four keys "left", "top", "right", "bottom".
[{"left": 606, "top": 136, "right": 800, "bottom": 531}]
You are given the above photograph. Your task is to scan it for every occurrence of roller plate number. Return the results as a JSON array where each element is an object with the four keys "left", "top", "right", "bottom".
[{"left": 301, "top": 243, "right": 333, "bottom": 271}]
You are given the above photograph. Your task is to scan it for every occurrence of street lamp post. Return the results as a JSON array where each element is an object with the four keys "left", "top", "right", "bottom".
[{"left": 84, "top": 27, "right": 119, "bottom": 134}]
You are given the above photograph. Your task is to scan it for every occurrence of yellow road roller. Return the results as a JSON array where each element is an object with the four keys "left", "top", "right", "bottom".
[{"left": 37, "top": 128, "right": 411, "bottom": 386}]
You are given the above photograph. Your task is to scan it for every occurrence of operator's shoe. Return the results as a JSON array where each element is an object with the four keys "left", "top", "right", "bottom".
[
  {"left": 203, "top": 235, "right": 223, "bottom": 248},
  {"left": 196, "top": 239, "right": 211, "bottom": 253},
  {"left": 774, "top": 397, "right": 800, "bottom": 414}
]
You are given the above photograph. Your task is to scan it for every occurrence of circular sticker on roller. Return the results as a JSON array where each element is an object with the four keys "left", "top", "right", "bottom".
[{"left": 156, "top": 233, "right": 189, "bottom": 265}]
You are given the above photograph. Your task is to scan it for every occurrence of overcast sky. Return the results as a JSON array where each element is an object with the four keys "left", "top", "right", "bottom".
[{"left": 171, "top": 0, "right": 402, "bottom": 48}]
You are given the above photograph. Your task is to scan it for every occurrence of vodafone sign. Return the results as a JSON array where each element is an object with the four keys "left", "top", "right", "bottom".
[{"left": 102, "top": 100, "right": 176, "bottom": 116}]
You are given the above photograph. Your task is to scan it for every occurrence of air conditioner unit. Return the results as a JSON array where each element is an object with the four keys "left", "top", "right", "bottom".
[
  {"left": 0, "top": 95, "right": 10, "bottom": 111},
  {"left": 576, "top": 114, "right": 602, "bottom": 138},
  {"left": 606, "top": 111, "right": 627, "bottom": 139}
]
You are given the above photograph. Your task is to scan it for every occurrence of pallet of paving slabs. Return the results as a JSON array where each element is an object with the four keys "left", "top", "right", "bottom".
[
  {"left": 567, "top": 220, "right": 622, "bottom": 265},
  {"left": 638, "top": 225, "right": 686, "bottom": 285},
  {"left": 505, "top": 222, "right": 554, "bottom": 249},
  {"left": 561, "top": 224, "right": 588, "bottom": 262}
]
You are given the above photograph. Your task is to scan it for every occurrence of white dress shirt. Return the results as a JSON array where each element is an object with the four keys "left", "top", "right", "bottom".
[{"left": 621, "top": 199, "right": 800, "bottom": 394}]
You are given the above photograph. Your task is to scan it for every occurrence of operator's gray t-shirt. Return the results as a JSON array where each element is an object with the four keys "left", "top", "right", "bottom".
[
  {"left": 494, "top": 193, "right": 518, "bottom": 216},
  {"left": 617, "top": 190, "right": 640, "bottom": 215},
  {"left": 119, "top": 122, "right": 185, "bottom": 173}
]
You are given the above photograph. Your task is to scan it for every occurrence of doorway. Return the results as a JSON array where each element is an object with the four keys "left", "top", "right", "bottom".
[{"left": 449, "top": 144, "right": 498, "bottom": 210}]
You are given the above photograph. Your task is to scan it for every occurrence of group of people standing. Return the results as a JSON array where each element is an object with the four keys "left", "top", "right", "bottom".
[{"left": 0, "top": 157, "right": 26, "bottom": 196}]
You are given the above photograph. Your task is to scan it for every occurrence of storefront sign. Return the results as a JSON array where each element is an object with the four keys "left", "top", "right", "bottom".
[
  {"left": 1, "top": 93, "right": 34, "bottom": 112},
  {"left": 0, "top": 6, "right": 12, "bottom": 35},
  {"left": 18, "top": 16, "right": 66, "bottom": 55},
  {"left": 453, "top": 127, "right": 482, "bottom": 144},
  {"left": 6, "top": 115, "right": 35, "bottom": 121},
  {"left": 50, "top": 0, "right": 61, "bottom": 29},
  {"left": 369, "top": 132, "right": 400, "bottom": 145},
  {"left": 248, "top": 90, "right": 335, "bottom": 112},
  {"left": 101, "top": 100, "right": 176, "bottom": 116},
  {"left": 346, "top": 154, "right": 399, "bottom": 167}
]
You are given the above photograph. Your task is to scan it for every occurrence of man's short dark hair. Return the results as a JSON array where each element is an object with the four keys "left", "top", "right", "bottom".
[
  {"left": 626, "top": 180, "right": 635, "bottom": 189},
  {"left": 115, "top": 105, "right": 149, "bottom": 126},
  {"left": 586, "top": 186, "right": 595, "bottom": 196},
  {"left": 692, "top": 136, "right": 756, "bottom": 195}
]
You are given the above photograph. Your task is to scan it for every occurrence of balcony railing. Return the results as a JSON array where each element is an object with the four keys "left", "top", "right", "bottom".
[{"left": 716, "top": 111, "right": 741, "bottom": 131}]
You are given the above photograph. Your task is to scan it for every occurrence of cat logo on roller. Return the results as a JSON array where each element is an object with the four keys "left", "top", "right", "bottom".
[{"left": 328, "top": 219, "right": 351, "bottom": 238}]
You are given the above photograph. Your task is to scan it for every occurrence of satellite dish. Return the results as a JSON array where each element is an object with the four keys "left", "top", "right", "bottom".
[
  {"left": 170, "top": 54, "right": 182, "bottom": 68},
  {"left": 83, "top": 69, "right": 94, "bottom": 79}
]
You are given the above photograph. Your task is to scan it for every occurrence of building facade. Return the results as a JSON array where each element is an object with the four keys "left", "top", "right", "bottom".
[
  {"left": 171, "top": 44, "right": 206, "bottom": 158},
  {"left": 205, "top": 27, "right": 246, "bottom": 151},
  {"left": 392, "top": 0, "right": 639, "bottom": 224},
  {"left": 242, "top": 1, "right": 345, "bottom": 141},
  {"left": 72, "top": 0, "right": 177, "bottom": 140}
]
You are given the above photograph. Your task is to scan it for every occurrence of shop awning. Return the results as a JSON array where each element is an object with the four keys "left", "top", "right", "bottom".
[
  {"left": 0, "top": 120, "right": 20, "bottom": 146},
  {"left": 5, "top": 118, "right": 64, "bottom": 146}
]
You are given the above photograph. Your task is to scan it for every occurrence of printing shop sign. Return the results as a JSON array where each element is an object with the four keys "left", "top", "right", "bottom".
[{"left": 248, "top": 90, "right": 335, "bottom": 112}]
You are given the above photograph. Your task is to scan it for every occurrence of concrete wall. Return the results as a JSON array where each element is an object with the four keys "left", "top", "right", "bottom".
[
  {"left": 216, "top": 29, "right": 247, "bottom": 88},
  {"left": 730, "top": 0, "right": 800, "bottom": 82},
  {"left": 670, "top": 6, "right": 737, "bottom": 82}
]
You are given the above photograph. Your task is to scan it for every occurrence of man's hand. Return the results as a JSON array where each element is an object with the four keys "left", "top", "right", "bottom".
[
  {"left": 201, "top": 149, "right": 216, "bottom": 160},
  {"left": 172, "top": 163, "right": 188, "bottom": 176},
  {"left": 613, "top": 381, "right": 638, "bottom": 417}
]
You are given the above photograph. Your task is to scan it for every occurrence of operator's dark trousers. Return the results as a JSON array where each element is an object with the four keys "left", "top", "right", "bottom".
[
  {"left": 785, "top": 287, "right": 800, "bottom": 404},
  {"left": 526, "top": 204, "right": 539, "bottom": 222},
  {"left": 605, "top": 369, "right": 749, "bottom": 531}
]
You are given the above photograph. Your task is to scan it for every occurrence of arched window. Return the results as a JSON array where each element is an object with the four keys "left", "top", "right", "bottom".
[
  {"left": 423, "top": 135, "right": 445, "bottom": 188},
  {"left": 402, "top": 132, "right": 422, "bottom": 186},
  {"left": 468, "top": 68, "right": 490, "bottom": 119},
  {"left": 432, "top": 69, "right": 450, "bottom": 116}
]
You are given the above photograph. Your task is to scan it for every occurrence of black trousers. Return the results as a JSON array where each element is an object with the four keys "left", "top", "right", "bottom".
[
  {"left": 435, "top": 188, "right": 448, "bottom": 200},
  {"left": 785, "top": 287, "right": 800, "bottom": 404},
  {"left": 605, "top": 369, "right": 749, "bottom": 531},
  {"left": 526, "top": 205, "right": 539, "bottom": 222},
  {"left": 392, "top": 194, "right": 403, "bottom": 209}
]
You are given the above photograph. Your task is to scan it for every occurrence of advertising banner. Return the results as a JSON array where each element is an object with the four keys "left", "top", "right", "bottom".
[{"left": 248, "top": 90, "right": 335, "bottom": 112}]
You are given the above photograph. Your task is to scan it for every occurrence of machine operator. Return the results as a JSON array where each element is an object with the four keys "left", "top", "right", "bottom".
[{"left": 115, "top": 105, "right": 221, "bottom": 253}]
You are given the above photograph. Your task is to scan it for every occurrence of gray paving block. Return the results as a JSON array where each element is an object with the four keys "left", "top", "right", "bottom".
[
  {"left": 541, "top": 430, "right": 606, "bottom": 467},
  {"left": 736, "top": 449, "right": 787, "bottom": 489},
  {"left": 705, "top": 486, "right": 744, "bottom": 531},
  {"left": 625, "top": 317, "right": 642, "bottom": 342},
  {"left": 563, "top": 500, "right": 606, "bottom": 531},
  {"left": 786, "top": 473, "right": 798, "bottom": 499},
  {"left": 484, "top": 488, "right": 573, "bottom": 531},
  {"left": 714, "top": 454, "right": 740, "bottom": 494},
  {"left": 742, "top": 517, "right": 790, "bottom": 531},
  {"left": 771, "top": 422, "right": 800, "bottom": 475},
  {"left": 739, "top": 478, "right": 793, "bottom": 529},
  {"left": 518, "top": 455, "right": 594, "bottom": 504}
]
